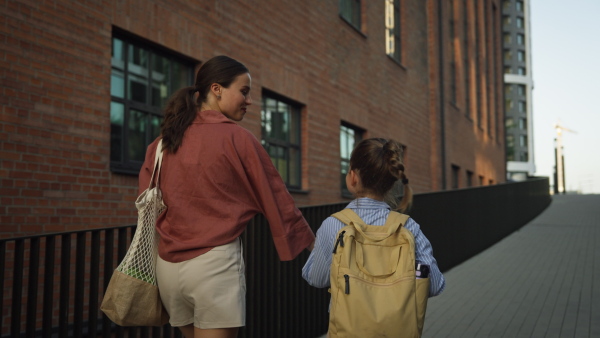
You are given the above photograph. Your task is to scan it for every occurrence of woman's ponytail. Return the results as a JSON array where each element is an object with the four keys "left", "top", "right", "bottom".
[{"left": 160, "top": 86, "right": 198, "bottom": 154}]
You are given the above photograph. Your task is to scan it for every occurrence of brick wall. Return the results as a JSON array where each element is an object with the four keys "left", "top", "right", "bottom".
[{"left": 0, "top": 0, "right": 505, "bottom": 237}]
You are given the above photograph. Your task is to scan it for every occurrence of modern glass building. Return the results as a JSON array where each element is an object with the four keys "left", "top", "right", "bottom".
[{"left": 502, "top": 0, "right": 535, "bottom": 181}]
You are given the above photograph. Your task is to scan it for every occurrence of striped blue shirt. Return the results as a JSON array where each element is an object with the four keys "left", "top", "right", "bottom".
[{"left": 302, "top": 198, "right": 446, "bottom": 297}]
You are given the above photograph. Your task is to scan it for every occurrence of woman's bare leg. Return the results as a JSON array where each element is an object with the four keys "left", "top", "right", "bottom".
[
  {"left": 194, "top": 327, "right": 239, "bottom": 338},
  {"left": 178, "top": 324, "right": 195, "bottom": 338},
  {"left": 178, "top": 324, "right": 239, "bottom": 338}
]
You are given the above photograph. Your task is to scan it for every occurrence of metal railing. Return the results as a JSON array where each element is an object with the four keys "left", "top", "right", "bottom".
[
  {"left": 409, "top": 177, "right": 552, "bottom": 271},
  {"left": 1, "top": 203, "right": 343, "bottom": 338},
  {"left": 1, "top": 178, "right": 551, "bottom": 337}
]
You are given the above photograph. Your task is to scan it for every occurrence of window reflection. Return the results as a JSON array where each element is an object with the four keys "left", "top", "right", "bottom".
[
  {"left": 261, "top": 93, "right": 302, "bottom": 188},
  {"left": 110, "top": 35, "right": 193, "bottom": 173}
]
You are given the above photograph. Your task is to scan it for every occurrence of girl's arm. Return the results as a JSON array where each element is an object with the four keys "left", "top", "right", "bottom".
[
  {"left": 404, "top": 218, "right": 446, "bottom": 297},
  {"left": 302, "top": 217, "right": 343, "bottom": 288}
]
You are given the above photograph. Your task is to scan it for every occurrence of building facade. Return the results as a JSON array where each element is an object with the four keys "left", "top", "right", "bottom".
[
  {"left": 502, "top": 0, "right": 535, "bottom": 180},
  {"left": 0, "top": 0, "right": 506, "bottom": 237}
]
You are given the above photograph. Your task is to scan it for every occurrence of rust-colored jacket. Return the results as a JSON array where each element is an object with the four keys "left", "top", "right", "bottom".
[{"left": 139, "top": 110, "right": 315, "bottom": 263}]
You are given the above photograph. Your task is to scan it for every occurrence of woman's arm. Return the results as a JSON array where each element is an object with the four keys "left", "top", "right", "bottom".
[{"left": 238, "top": 130, "right": 315, "bottom": 261}]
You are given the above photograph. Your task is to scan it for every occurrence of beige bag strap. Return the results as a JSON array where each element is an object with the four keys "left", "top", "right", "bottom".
[
  {"left": 147, "top": 140, "right": 164, "bottom": 190},
  {"left": 382, "top": 211, "right": 410, "bottom": 232},
  {"left": 332, "top": 209, "right": 409, "bottom": 241},
  {"left": 331, "top": 208, "right": 362, "bottom": 227}
]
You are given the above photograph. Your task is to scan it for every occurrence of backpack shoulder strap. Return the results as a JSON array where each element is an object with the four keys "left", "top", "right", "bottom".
[
  {"left": 332, "top": 209, "right": 410, "bottom": 241},
  {"left": 331, "top": 208, "right": 365, "bottom": 226},
  {"left": 383, "top": 211, "right": 410, "bottom": 233},
  {"left": 386, "top": 211, "right": 415, "bottom": 249}
]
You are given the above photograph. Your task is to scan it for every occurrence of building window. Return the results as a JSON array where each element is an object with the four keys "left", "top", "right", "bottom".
[
  {"left": 516, "top": 0, "right": 524, "bottom": 12},
  {"left": 517, "top": 84, "right": 526, "bottom": 96},
  {"left": 503, "top": 15, "right": 511, "bottom": 27},
  {"left": 507, "top": 134, "right": 515, "bottom": 161},
  {"left": 451, "top": 165, "right": 460, "bottom": 189},
  {"left": 449, "top": 0, "right": 457, "bottom": 104},
  {"left": 517, "top": 33, "right": 525, "bottom": 45},
  {"left": 503, "top": 49, "right": 512, "bottom": 62},
  {"left": 505, "top": 98, "right": 513, "bottom": 110},
  {"left": 261, "top": 92, "right": 302, "bottom": 189},
  {"left": 516, "top": 17, "right": 524, "bottom": 28},
  {"left": 505, "top": 84, "right": 513, "bottom": 96},
  {"left": 506, "top": 117, "right": 514, "bottom": 130},
  {"left": 340, "top": 0, "right": 361, "bottom": 30},
  {"left": 110, "top": 34, "right": 193, "bottom": 174},
  {"left": 503, "top": 33, "right": 512, "bottom": 44},
  {"left": 517, "top": 50, "right": 525, "bottom": 62},
  {"left": 518, "top": 101, "right": 526, "bottom": 112},
  {"left": 466, "top": 170, "right": 474, "bottom": 187},
  {"left": 504, "top": 66, "right": 512, "bottom": 74},
  {"left": 518, "top": 67, "right": 526, "bottom": 75},
  {"left": 519, "top": 134, "right": 527, "bottom": 147},
  {"left": 479, "top": 175, "right": 485, "bottom": 185},
  {"left": 385, "top": 0, "right": 401, "bottom": 62},
  {"left": 340, "top": 124, "right": 364, "bottom": 196},
  {"left": 519, "top": 117, "right": 527, "bottom": 129}
]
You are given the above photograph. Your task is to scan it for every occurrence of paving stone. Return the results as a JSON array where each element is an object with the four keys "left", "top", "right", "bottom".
[{"left": 422, "top": 195, "right": 600, "bottom": 338}]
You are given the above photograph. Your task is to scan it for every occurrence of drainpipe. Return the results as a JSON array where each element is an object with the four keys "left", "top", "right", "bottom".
[{"left": 438, "top": 0, "right": 447, "bottom": 189}]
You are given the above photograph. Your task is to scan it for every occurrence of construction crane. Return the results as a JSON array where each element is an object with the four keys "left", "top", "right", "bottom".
[{"left": 554, "top": 121, "right": 577, "bottom": 194}]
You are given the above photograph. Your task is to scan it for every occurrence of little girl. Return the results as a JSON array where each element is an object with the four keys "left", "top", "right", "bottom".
[{"left": 302, "top": 138, "right": 445, "bottom": 297}]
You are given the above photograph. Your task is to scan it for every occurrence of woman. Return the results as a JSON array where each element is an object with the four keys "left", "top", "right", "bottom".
[{"left": 139, "top": 55, "right": 315, "bottom": 338}]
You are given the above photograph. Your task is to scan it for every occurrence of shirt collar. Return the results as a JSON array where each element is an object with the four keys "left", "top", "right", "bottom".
[
  {"left": 346, "top": 197, "right": 391, "bottom": 210},
  {"left": 193, "top": 110, "right": 236, "bottom": 124}
]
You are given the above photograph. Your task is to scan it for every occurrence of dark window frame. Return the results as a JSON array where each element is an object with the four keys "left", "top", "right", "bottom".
[
  {"left": 449, "top": 0, "right": 457, "bottom": 104},
  {"left": 260, "top": 90, "right": 303, "bottom": 190},
  {"left": 340, "top": 0, "right": 362, "bottom": 32},
  {"left": 466, "top": 170, "right": 474, "bottom": 187},
  {"left": 340, "top": 123, "right": 364, "bottom": 198},
  {"left": 385, "top": 0, "right": 402, "bottom": 63},
  {"left": 451, "top": 164, "right": 460, "bottom": 189},
  {"left": 110, "top": 29, "right": 195, "bottom": 175}
]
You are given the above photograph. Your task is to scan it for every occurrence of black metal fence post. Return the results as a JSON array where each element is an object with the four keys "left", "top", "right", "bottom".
[{"left": 0, "top": 178, "right": 550, "bottom": 337}]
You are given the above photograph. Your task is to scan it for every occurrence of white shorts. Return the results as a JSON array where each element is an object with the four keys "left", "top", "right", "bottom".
[{"left": 156, "top": 239, "right": 246, "bottom": 329}]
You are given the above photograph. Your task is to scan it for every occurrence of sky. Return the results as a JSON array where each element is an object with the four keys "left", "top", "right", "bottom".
[{"left": 530, "top": 0, "right": 600, "bottom": 194}]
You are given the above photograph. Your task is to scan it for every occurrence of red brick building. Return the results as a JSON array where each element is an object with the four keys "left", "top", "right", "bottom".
[{"left": 0, "top": 0, "right": 505, "bottom": 237}]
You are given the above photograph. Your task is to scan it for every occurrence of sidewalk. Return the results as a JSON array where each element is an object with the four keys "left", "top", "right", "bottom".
[{"left": 422, "top": 194, "right": 600, "bottom": 337}]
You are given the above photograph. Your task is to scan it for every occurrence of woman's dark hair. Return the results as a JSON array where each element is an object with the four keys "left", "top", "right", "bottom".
[
  {"left": 160, "top": 55, "right": 249, "bottom": 153},
  {"left": 349, "top": 138, "right": 413, "bottom": 212}
]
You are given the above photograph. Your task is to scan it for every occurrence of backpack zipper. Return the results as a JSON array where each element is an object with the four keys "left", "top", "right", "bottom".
[
  {"left": 343, "top": 274, "right": 414, "bottom": 292},
  {"left": 333, "top": 231, "right": 346, "bottom": 253},
  {"left": 344, "top": 274, "right": 350, "bottom": 294}
]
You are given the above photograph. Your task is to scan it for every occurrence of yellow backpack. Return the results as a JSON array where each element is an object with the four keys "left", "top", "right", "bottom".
[{"left": 328, "top": 209, "right": 429, "bottom": 338}]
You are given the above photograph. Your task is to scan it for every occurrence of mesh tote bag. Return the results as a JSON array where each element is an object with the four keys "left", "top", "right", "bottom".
[{"left": 101, "top": 140, "right": 169, "bottom": 326}]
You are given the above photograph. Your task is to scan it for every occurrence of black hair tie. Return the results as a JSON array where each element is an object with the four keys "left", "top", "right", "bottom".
[{"left": 402, "top": 178, "right": 409, "bottom": 185}]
